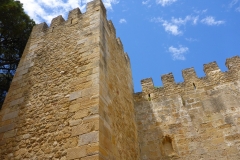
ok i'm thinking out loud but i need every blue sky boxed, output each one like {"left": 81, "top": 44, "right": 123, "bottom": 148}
{"left": 19, "top": 0, "right": 240, "bottom": 92}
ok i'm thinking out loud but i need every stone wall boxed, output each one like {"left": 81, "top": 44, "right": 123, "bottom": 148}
{"left": 0, "top": 1, "right": 102, "bottom": 159}
{"left": 0, "top": 0, "right": 240, "bottom": 159}
{"left": 134, "top": 56, "right": 240, "bottom": 160}
{"left": 98, "top": 15, "right": 140, "bottom": 159}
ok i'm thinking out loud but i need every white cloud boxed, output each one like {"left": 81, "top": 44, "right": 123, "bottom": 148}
{"left": 156, "top": 0, "right": 177, "bottom": 6}
{"left": 201, "top": 16, "right": 225, "bottom": 26}
{"left": 151, "top": 15, "right": 199, "bottom": 35}
{"left": 119, "top": 18, "right": 127, "bottom": 24}
{"left": 151, "top": 18, "right": 181, "bottom": 35}
{"left": 18, "top": 0, "right": 119, "bottom": 24}
{"left": 162, "top": 22, "right": 182, "bottom": 35}
{"left": 169, "top": 45, "right": 189, "bottom": 60}
{"left": 192, "top": 16, "right": 199, "bottom": 25}
{"left": 142, "top": 0, "right": 150, "bottom": 5}
{"left": 171, "top": 16, "right": 199, "bottom": 25}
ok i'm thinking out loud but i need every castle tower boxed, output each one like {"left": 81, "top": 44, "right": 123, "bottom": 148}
{"left": 0, "top": 0, "right": 140, "bottom": 159}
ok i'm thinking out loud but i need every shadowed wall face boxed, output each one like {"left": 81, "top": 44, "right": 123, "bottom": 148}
{"left": 134, "top": 56, "right": 240, "bottom": 160}
{"left": 98, "top": 17, "right": 140, "bottom": 159}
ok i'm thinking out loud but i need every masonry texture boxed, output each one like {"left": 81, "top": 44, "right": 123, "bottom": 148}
{"left": 0, "top": 0, "right": 240, "bottom": 160}
{"left": 135, "top": 57, "right": 240, "bottom": 159}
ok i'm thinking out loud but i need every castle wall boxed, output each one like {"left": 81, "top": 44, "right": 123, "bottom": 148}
{"left": 134, "top": 56, "right": 240, "bottom": 160}
{"left": 0, "top": 1, "right": 102, "bottom": 159}
{"left": 0, "top": 0, "right": 239, "bottom": 159}
{"left": 98, "top": 17, "right": 140, "bottom": 159}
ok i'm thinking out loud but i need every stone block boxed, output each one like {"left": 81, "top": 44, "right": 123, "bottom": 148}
{"left": 71, "top": 123, "right": 93, "bottom": 137}
{"left": 67, "top": 146, "right": 87, "bottom": 160}
{"left": 69, "top": 119, "right": 83, "bottom": 126}
{"left": 83, "top": 114, "right": 99, "bottom": 123}
{"left": 22, "top": 133, "right": 31, "bottom": 139}
{"left": 0, "top": 123, "right": 15, "bottom": 133}
{"left": 9, "top": 97, "right": 24, "bottom": 107}
{"left": 3, "top": 129, "right": 17, "bottom": 138}
{"left": 2, "top": 110, "right": 19, "bottom": 121}
{"left": 69, "top": 103, "right": 81, "bottom": 112}
{"left": 73, "top": 109, "right": 89, "bottom": 119}
{"left": 87, "top": 143, "right": 99, "bottom": 155}
{"left": 69, "top": 91, "right": 82, "bottom": 101}
{"left": 78, "top": 131, "right": 99, "bottom": 146}
{"left": 15, "top": 148, "right": 27, "bottom": 156}
{"left": 81, "top": 154, "right": 99, "bottom": 160}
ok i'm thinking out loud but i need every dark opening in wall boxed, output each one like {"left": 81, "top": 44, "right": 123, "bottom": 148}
{"left": 162, "top": 135, "right": 174, "bottom": 156}
{"left": 193, "top": 83, "right": 196, "bottom": 89}
{"left": 148, "top": 93, "right": 151, "bottom": 101}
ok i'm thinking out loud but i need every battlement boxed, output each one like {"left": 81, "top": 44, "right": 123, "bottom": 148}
{"left": 137, "top": 56, "right": 240, "bottom": 99}
{"left": 31, "top": 0, "right": 106, "bottom": 35}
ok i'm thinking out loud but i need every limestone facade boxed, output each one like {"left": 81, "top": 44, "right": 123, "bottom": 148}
{"left": 0, "top": 0, "right": 240, "bottom": 159}
{"left": 135, "top": 57, "right": 240, "bottom": 159}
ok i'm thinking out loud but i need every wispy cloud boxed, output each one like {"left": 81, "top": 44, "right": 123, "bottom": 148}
{"left": 151, "top": 18, "right": 181, "bottom": 35}
{"left": 119, "top": 18, "right": 127, "bottom": 24}
{"left": 169, "top": 45, "right": 189, "bottom": 60}
{"left": 236, "top": 7, "right": 240, "bottom": 12}
{"left": 156, "top": 0, "right": 177, "bottom": 6}
{"left": 171, "top": 16, "right": 199, "bottom": 25}
{"left": 19, "top": 0, "right": 119, "bottom": 24}
{"left": 185, "top": 38, "right": 198, "bottom": 42}
{"left": 229, "top": 0, "right": 238, "bottom": 8}
{"left": 142, "top": 0, "right": 150, "bottom": 5}
{"left": 201, "top": 16, "right": 225, "bottom": 26}
{"left": 194, "top": 9, "right": 208, "bottom": 14}
{"left": 151, "top": 15, "right": 199, "bottom": 35}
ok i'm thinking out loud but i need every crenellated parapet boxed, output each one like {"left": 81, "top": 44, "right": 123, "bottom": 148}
{"left": 136, "top": 56, "right": 240, "bottom": 100}
{"left": 68, "top": 8, "right": 81, "bottom": 20}
{"left": 50, "top": 15, "right": 65, "bottom": 27}
{"left": 30, "top": 0, "right": 106, "bottom": 37}
{"left": 226, "top": 55, "right": 240, "bottom": 71}
{"left": 107, "top": 21, "right": 116, "bottom": 37}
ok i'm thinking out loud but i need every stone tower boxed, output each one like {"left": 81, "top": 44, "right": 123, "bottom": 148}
{"left": 0, "top": 0, "right": 140, "bottom": 159}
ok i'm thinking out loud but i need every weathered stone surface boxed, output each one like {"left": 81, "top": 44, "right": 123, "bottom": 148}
{"left": 69, "top": 103, "right": 81, "bottom": 112}
{"left": 81, "top": 154, "right": 99, "bottom": 160}
{"left": 135, "top": 65, "right": 240, "bottom": 159}
{"left": 0, "top": 123, "right": 15, "bottom": 133}
{"left": 2, "top": 110, "right": 19, "bottom": 121}
{"left": 0, "top": 0, "right": 239, "bottom": 159}
{"left": 69, "top": 119, "right": 83, "bottom": 126}
{"left": 9, "top": 97, "right": 24, "bottom": 107}
{"left": 69, "top": 91, "right": 82, "bottom": 101}
{"left": 79, "top": 131, "right": 99, "bottom": 146}
{"left": 71, "top": 123, "right": 94, "bottom": 137}
{"left": 3, "top": 129, "right": 17, "bottom": 138}
{"left": 67, "top": 146, "right": 87, "bottom": 159}
{"left": 73, "top": 109, "right": 89, "bottom": 119}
